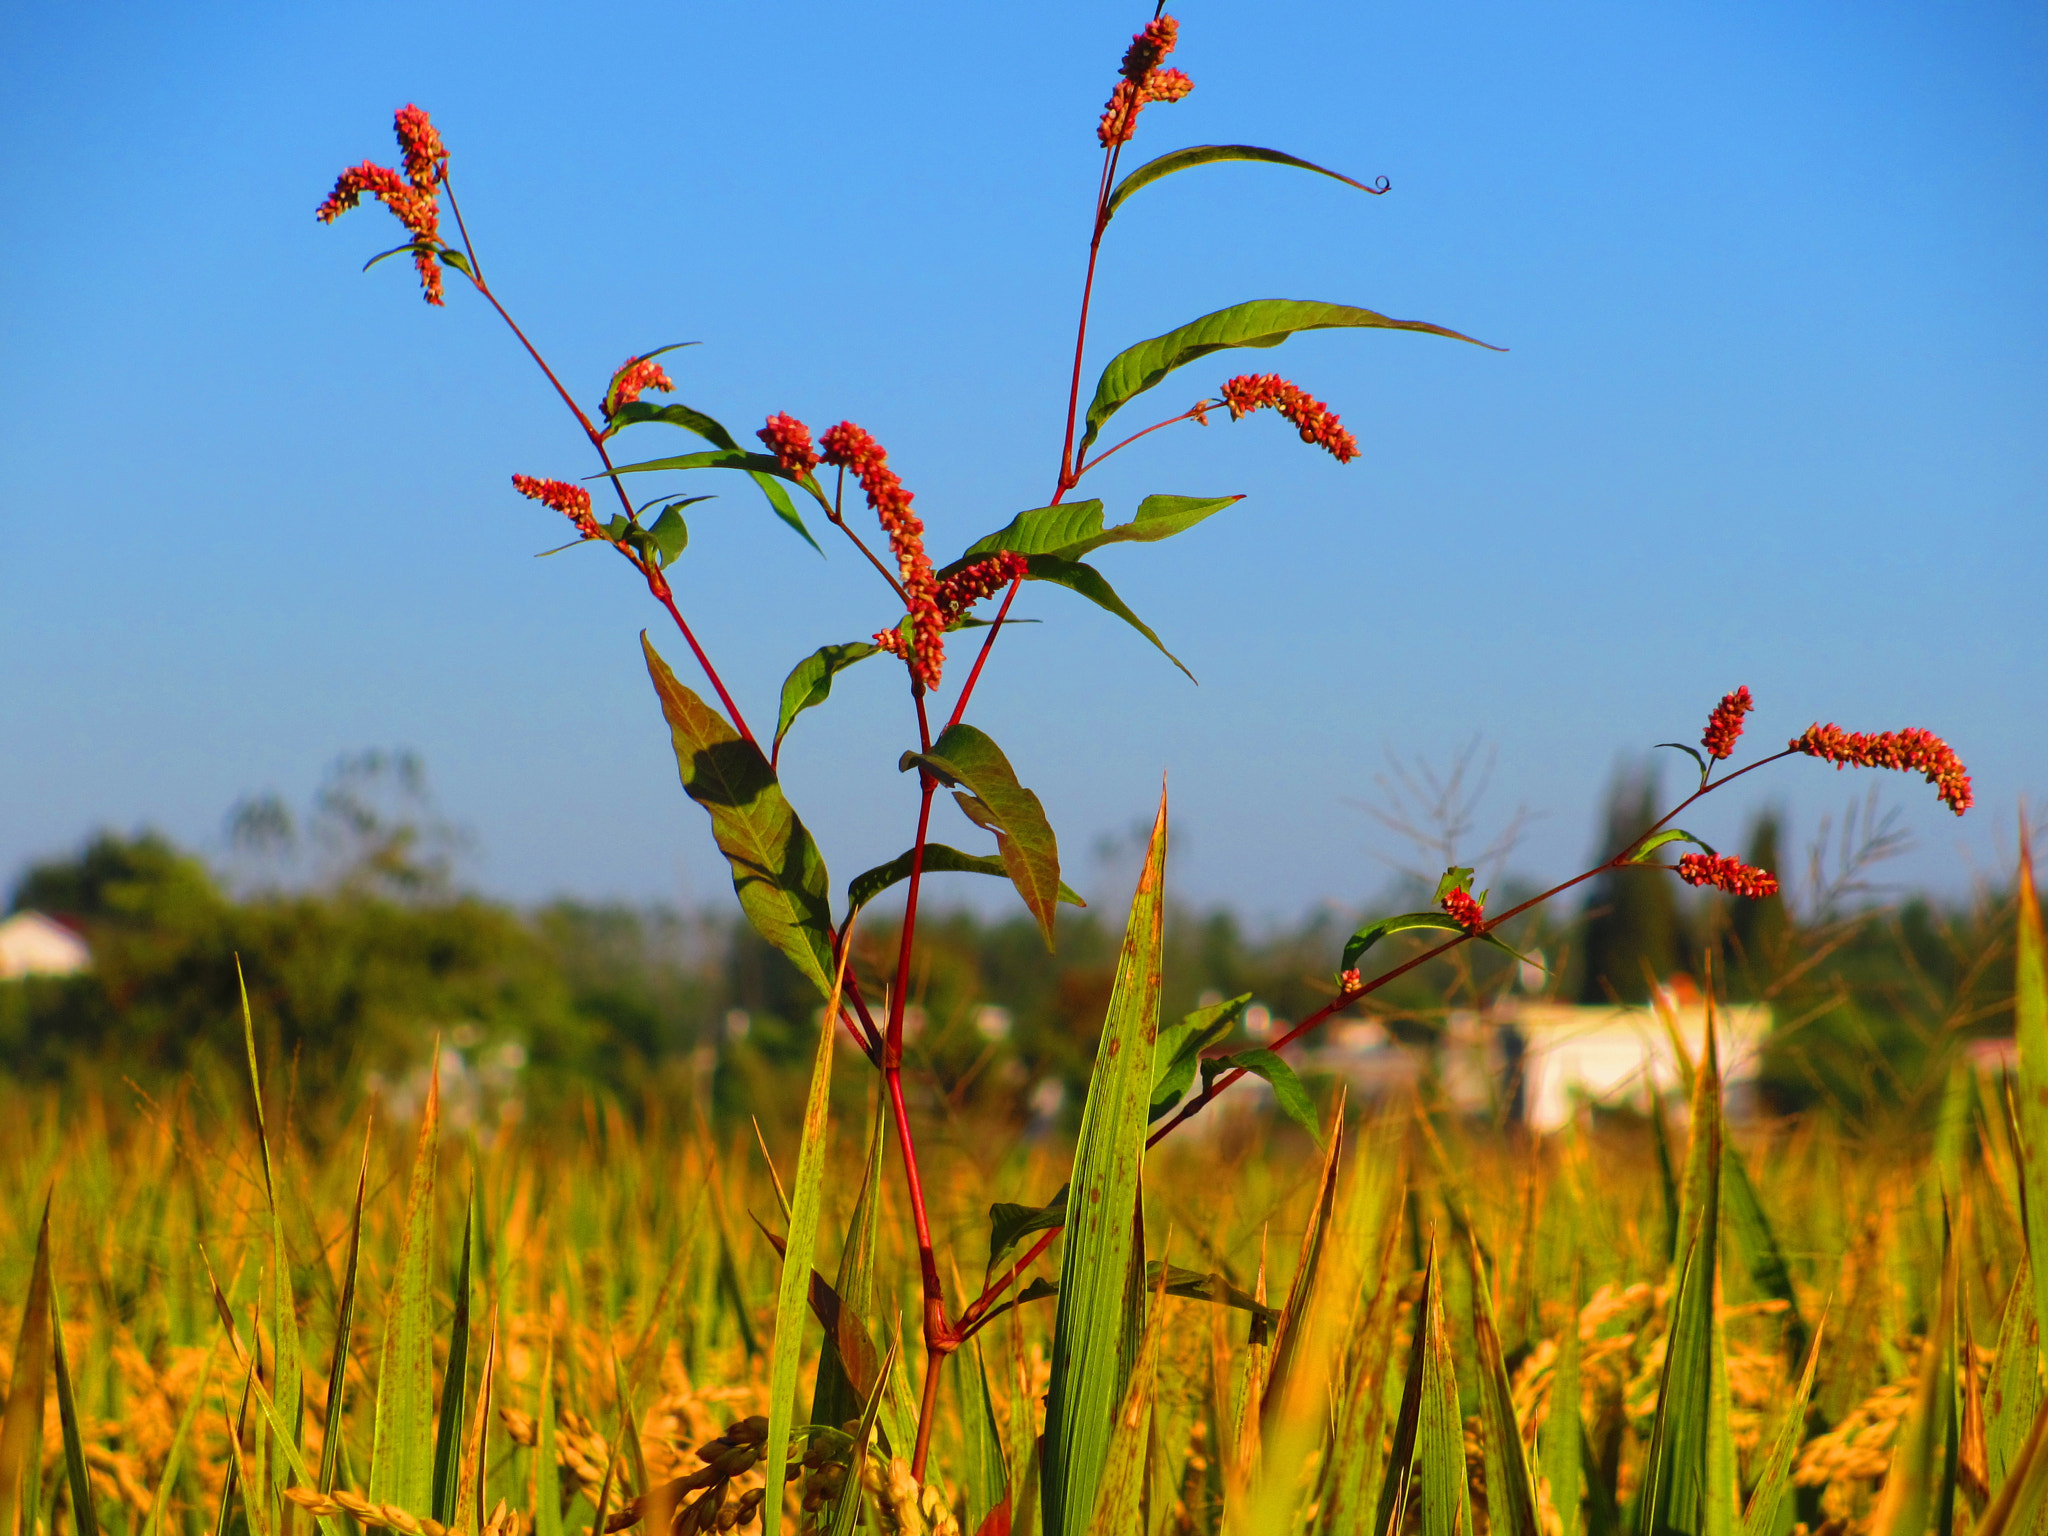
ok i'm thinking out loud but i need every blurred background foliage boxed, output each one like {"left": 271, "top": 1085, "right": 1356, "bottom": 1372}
{"left": 0, "top": 752, "right": 2015, "bottom": 1134}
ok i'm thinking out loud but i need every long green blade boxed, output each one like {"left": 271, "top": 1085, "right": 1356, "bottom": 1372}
{"left": 1741, "top": 1313, "right": 1824, "bottom": 1536}
{"left": 1543, "top": 1264, "right": 1585, "bottom": 1536}
{"left": 431, "top": 1181, "right": 476, "bottom": 1527}
{"left": 1042, "top": 790, "right": 1169, "bottom": 1536}
{"left": 1420, "top": 1240, "right": 1474, "bottom": 1536}
{"left": 370, "top": 1065, "right": 441, "bottom": 1517}
{"left": 318, "top": 1128, "right": 372, "bottom": 1495}
{"left": 2019, "top": 833, "right": 2048, "bottom": 1349}
{"left": 49, "top": 1280, "right": 100, "bottom": 1536}
{"left": 0, "top": 1200, "right": 52, "bottom": 1536}
{"left": 1468, "top": 1235, "right": 1542, "bottom": 1536}
{"left": 761, "top": 938, "right": 849, "bottom": 1536}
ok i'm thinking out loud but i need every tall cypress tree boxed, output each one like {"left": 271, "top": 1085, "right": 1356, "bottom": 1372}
{"left": 1577, "top": 760, "right": 1683, "bottom": 1003}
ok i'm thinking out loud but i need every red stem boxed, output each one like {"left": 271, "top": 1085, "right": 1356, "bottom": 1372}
{"left": 1071, "top": 405, "right": 1210, "bottom": 484}
{"left": 943, "top": 575, "right": 1025, "bottom": 735}
{"left": 951, "top": 746, "right": 1800, "bottom": 1339}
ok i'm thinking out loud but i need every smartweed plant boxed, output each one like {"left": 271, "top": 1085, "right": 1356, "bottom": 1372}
{"left": 282, "top": 10, "right": 1989, "bottom": 1533}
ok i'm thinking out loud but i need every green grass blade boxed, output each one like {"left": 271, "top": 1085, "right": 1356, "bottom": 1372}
{"left": 1260, "top": 1099, "right": 1345, "bottom": 1428}
{"left": 146, "top": 1336, "right": 223, "bottom": 1536}
{"left": 1467, "top": 1234, "right": 1542, "bottom": 1536}
{"left": 2019, "top": 831, "right": 2048, "bottom": 1351}
{"left": 1870, "top": 1240, "right": 1958, "bottom": 1536}
{"left": 826, "top": 1336, "right": 901, "bottom": 1536}
{"left": 370, "top": 1063, "right": 442, "bottom": 1517}
{"left": 761, "top": 934, "right": 850, "bottom": 1536}
{"left": 1972, "top": 1392, "right": 2048, "bottom": 1536}
{"left": 1720, "top": 1142, "right": 1808, "bottom": 1369}
{"left": 963, "top": 1340, "right": 1009, "bottom": 1536}
{"left": 1542, "top": 1263, "right": 1584, "bottom": 1536}
{"left": 0, "top": 1199, "right": 52, "bottom": 1536}
{"left": 811, "top": 1083, "right": 888, "bottom": 1439}
{"left": 1317, "top": 1202, "right": 1407, "bottom": 1535}
{"left": 533, "top": 1330, "right": 561, "bottom": 1536}
{"left": 1042, "top": 790, "right": 1169, "bottom": 1536}
{"left": 49, "top": 1279, "right": 101, "bottom": 1536}
{"left": 1084, "top": 1269, "right": 1164, "bottom": 1536}
{"left": 1638, "top": 1230, "right": 1714, "bottom": 1536}
{"left": 1989, "top": 1261, "right": 2040, "bottom": 1496}
{"left": 432, "top": 1181, "right": 476, "bottom": 1527}
{"left": 1371, "top": 1244, "right": 1433, "bottom": 1536}
{"left": 238, "top": 961, "right": 302, "bottom": 1502}
{"left": 318, "top": 1128, "right": 372, "bottom": 1496}
{"left": 1420, "top": 1238, "right": 1474, "bottom": 1536}
{"left": 453, "top": 1327, "right": 494, "bottom": 1536}
{"left": 1741, "top": 1314, "right": 1825, "bottom": 1536}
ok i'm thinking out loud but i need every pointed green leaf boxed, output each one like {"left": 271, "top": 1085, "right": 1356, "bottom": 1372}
{"left": 602, "top": 448, "right": 820, "bottom": 550}
{"left": 954, "top": 494, "right": 1242, "bottom": 572}
{"left": 237, "top": 963, "right": 302, "bottom": 1506}
{"left": 603, "top": 400, "right": 740, "bottom": 449}
{"left": 988, "top": 1188, "right": 1070, "bottom": 1278}
{"left": 847, "top": 843, "right": 1085, "bottom": 917}
{"left": 1740, "top": 1315, "right": 1823, "bottom": 1536}
{"left": 146, "top": 1338, "right": 223, "bottom": 1536}
{"left": 1625, "top": 830, "right": 1717, "bottom": 864}
{"left": 1318, "top": 1199, "right": 1408, "bottom": 1536}
{"left": 1078, "top": 298, "right": 1497, "bottom": 458}
{"left": 49, "top": 1281, "right": 99, "bottom": 1536}
{"left": 1869, "top": 1243, "right": 1957, "bottom": 1536}
{"left": 1371, "top": 1245, "right": 1433, "bottom": 1536}
{"left": 1466, "top": 1236, "right": 1542, "bottom": 1536}
{"left": 370, "top": 1067, "right": 440, "bottom": 1518}
{"left": 774, "top": 642, "right": 879, "bottom": 755}
{"left": 1342, "top": 908, "right": 1532, "bottom": 971}
{"left": 1202, "top": 1049, "right": 1320, "bottom": 1141}
{"left": 1083, "top": 1268, "right": 1163, "bottom": 1536}
{"left": 431, "top": 1184, "right": 476, "bottom": 1527}
{"left": 646, "top": 503, "right": 692, "bottom": 567}
{"left": 1420, "top": 1242, "right": 1475, "bottom": 1536}
{"left": 1043, "top": 793, "right": 1169, "bottom": 1536}
{"left": 1150, "top": 994, "right": 1250, "bottom": 1121}
{"left": 963, "top": 1342, "right": 1010, "bottom": 1536}
{"left": 1721, "top": 1140, "right": 1808, "bottom": 1368}
{"left": 644, "top": 635, "right": 836, "bottom": 998}
{"left": 318, "top": 1129, "right": 371, "bottom": 1495}
{"left": 1103, "top": 144, "right": 1388, "bottom": 221}
{"left": 1019, "top": 554, "right": 1194, "bottom": 681}
{"left": 2019, "top": 835, "right": 2048, "bottom": 1350}
{"left": 761, "top": 951, "right": 847, "bottom": 1536}
{"left": 900, "top": 724, "right": 1065, "bottom": 950}
{"left": 1990, "top": 1260, "right": 2040, "bottom": 1496}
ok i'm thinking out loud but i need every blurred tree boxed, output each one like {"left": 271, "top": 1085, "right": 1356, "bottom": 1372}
{"left": 1575, "top": 761, "right": 1684, "bottom": 1002}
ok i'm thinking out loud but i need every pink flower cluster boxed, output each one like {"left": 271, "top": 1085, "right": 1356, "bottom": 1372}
{"left": 1218, "top": 374, "right": 1360, "bottom": 463}
{"left": 604, "top": 356, "right": 675, "bottom": 418}
{"left": 316, "top": 105, "right": 448, "bottom": 304}
{"left": 1440, "top": 886, "right": 1486, "bottom": 933}
{"left": 819, "top": 422, "right": 945, "bottom": 690}
{"left": 757, "top": 413, "right": 821, "bottom": 479}
{"left": 1676, "top": 853, "right": 1780, "bottom": 899}
{"left": 934, "top": 552, "right": 1030, "bottom": 624}
{"left": 1790, "top": 723, "right": 1973, "bottom": 815}
{"left": 511, "top": 474, "right": 600, "bottom": 540}
{"left": 1701, "top": 686, "right": 1752, "bottom": 760}
{"left": 1098, "top": 16, "right": 1194, "bottom": 147}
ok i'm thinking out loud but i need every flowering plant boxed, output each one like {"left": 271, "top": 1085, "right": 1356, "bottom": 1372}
{"left": 319, "top": 13, "right": 1972, "bottom": 1533}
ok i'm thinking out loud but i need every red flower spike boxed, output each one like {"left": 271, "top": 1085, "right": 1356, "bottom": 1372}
{"left": 1339, "top": 968, "right": 1363, "bottom": 993}
{"left": 511, "top": 474, "right": 600, "bottom": 540}
{"left": 1676, "top": 853, "right": 1780, "bottom": 899}
{"left": 933, "top": 552, "right": 1030, "bottom": 624}
{"left": 1701, "top": 686, "right": 1753, "bottom": 761}
{"left": 819, "top": 421, "right": 945, "bottom": 690}
{"left": 316, "top": 121, "right": 446, "bottom": 306}
{"left": 1789, "top": 723, "right": 1973, "bottom": 815}
{"left": 1097, "top": 14, "right": 1193, "bottom": 146}
{"left": 393, "top": 104, "right": 445, "bottom": 192}
{"left": 1440, "top": 886, "right": 1486, "bottom": 933}
{"left": 1218, "top": 374, "right": 1360, "bottom": 463}
{"left": 757, "top": 413, "right": 821, "bottom": 479}
{"left": 605, "top": 357, "right": 676, "bottom": 418}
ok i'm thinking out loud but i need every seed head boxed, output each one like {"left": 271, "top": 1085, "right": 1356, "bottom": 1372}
{"left": 1676, "top": 853, "right": 1780, "bottom": 899}
{"left": 512, "top": 473, "right": 600, "bottom": 539}
{"left": 820, "top": 421, "right": 944, "bottom": 689}
{"left": 1790, "top": 722, "right": 1973, "bottom": 815}
{"left": 1098, "top": 15, "right": 1193, "bottom": 146}
{"left": 393, "top": 104, "right": 445, "bottom": 191}
{"left": 603, "top": 356, "right": 675, "bottom": 418}
{"left": 1440, "top": 886, "right": 1486, "bottom": 933}
{"left": 1700, "top": 686, "right": 1753, "bottom": 760}
{"left": 1218, "top": 374, "right": 1359, "bottom": 463}
{"left": 934, "top": 552, "right": 1030, "bottom": 623}
{"left": 757, "top": 412, "right": 821, "bottom": 479}
{"left": 316, "top": 111, "right": 447, "bottom": 306}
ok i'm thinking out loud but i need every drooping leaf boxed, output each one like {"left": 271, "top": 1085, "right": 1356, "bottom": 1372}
{"left": 1019, "top": 554, "right": 1194, "bottom": 681}
{"left": 1150, "top": 994, "right": 1250, "bottom": 1122}
{"left": 773, "top": 642, "right": 879, "bottom": 756}
{"left": 988, "top": 1187, "right": 1069, "bottom": 1279}
{"left": 1103, "top": 144, "right": 1388, "bottom": 221}
{"left": 646, "top": 503, "right": 692, "bottom": 567}
{"left": 1078, "top": 298, "right": 1497, "bottom": 458}
{"left": 761, "top": 944, "right": 849, "bottom": 1536}
{"left": 370, "top": 1063, "right": 441, "bottom": 1518}
{"left": 1625, "top": 830, "right": 1717, "bottom": 864}
{"left": 644, "top": 635, "right": 836, "bottom": 998}
{"left": 1043, "top": 792, "right": 1169, "bottom": 1536}
{"left": 1341, "top": 909, "right": 1531, "bottom": 971}
{"left": 1202, "top": 1049, "right": 1320, "bottom": 1141}
{"left": 954, "top": 494, "right": 1242, "bottom": 571}
{"left": 847, "top": 843, "right": 1085, "bottom": 918}
{"left": 900, "top": 724, "right": 1065, "bottom": 950}
{"left": 602, "top": 399, "right": 740, "bottom": 449}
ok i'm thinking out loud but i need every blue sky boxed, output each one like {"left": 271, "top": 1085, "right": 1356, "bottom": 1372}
{"left": 2, "top": 0, "right": 2042, "bottom": 922}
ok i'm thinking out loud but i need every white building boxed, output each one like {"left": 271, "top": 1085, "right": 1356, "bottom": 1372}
{"left": 0, "top": 912, "right": 91, "bottom": 980}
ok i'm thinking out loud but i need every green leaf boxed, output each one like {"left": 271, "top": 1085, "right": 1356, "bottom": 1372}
{"left": 747, "top": 470, "right": 823, "bottom": 553}
{"left": 50, "top": 1280, "right": 99, "bottom": 1536}
{"left": 1202, "top": 1049, "right": 1319, "bottom": 1141}
{"left": 602, "top": 448, "right": 820, "bottom": 551}
{"left": 1653, "top": 743, "right": 1711, "bottom": 783}
{"left": 1990, "top": 1260, "right": 2040, "bottom": 1497}
{"left": 2019, "top": 834, "right": 2048, "bottom": 1352}
{"left": 761, "top": 951, "right": 846, "bottom": 1536}
{"left": 1721, "top": 1140, "right": 1808, "bottom": 1368}
{"left": 1626, "top": 829, "right": 1717, "bottom": 864}
{"left": 773, "top": 642, "right": 879, "bottom": 756}
{"left": 900, "top": 724, "right": 1065, "bottom": 950}
{"left": 1420, "top": 1241, "right": 1475, "bottom": 1536}
{"left": 1083, "top": 1267, "right": 1163, "bottom": 1536}
{"left": 1341, "top": 911, "right": 1466, "bottom": 970}
{"left": 370, "top": 1064, "right": 440, "bottom": 1519}
{"left": 1868, "top": 1242, "right": 1957, "bottom": 1536}
{"left": 644, "top": 635, "right": 837, "bottom": 998}
{"left": 988, "top": 1187, "right": 1070, "bottom": 1277}
{"left": 431, "top": 1183, "right": 476, "bottom": 1526}
{"left": 847, "top": 843, "right": 1085, "bottom": 917}
{"left": 1104, "top": 143, "right": 1388, "bottom": 220}
{"left": 953, "top": 494, "right": 1242, "bottom": 571}
{"left": 1542, "top": 1265, "right": 1585, "bottom": 1536}
{"left": 602, "top": 399, "right": 739, "bottom": 449}
{"left": 963, "top": 1342, "right": 1010, "bottom": 1536}
{"left": 1372, "top": 1244, "right": 1433, "bottom": 1536}
{"left": 1465, "top": 1236, "right": 1542, "bottom": 1536}
{"left": 1021, "top": 554, "right": 1194, "bottom": 681}
{"left": 1740, "top": 1316, "right": 1824, "bottom": 1536}
{"left": 1078, "top": 298, "right": 1497, "bottom": 458}
{"left": 1042, "top": 792, "right": 1169, "bottom": 1536}
{"left": 1150, "top": 994, "right": 1250, "bottom": 1121}
{"left": 0, "top": 1200, "right": 52, "bottom": 1536}
{"left": 146, "top": 1338, "right": 224, "bottom": 1536}
{"left": 237, "top": 962, "right": 302, "bottom": 1522}
{"left": 825, "top": 1337, "right": 900, "bottom": 1536}
{"left": 1317, "top": 1192, "right": 1409, "bottom": 1536}
{"left": 318, "top": 1131, "right": 371, "bottom": 1495}
{"left": 646, "top": 503, "right": 696, "bottom": 567}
